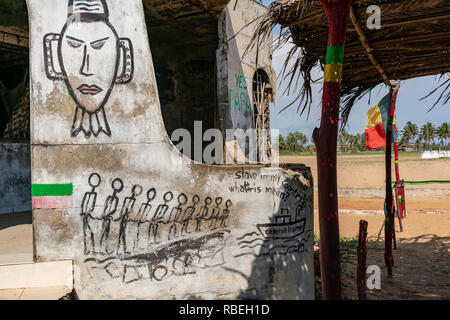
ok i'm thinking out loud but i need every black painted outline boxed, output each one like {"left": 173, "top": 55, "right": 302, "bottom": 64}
{"left": 42, "top": 0, "right": 134, "bottom": 138}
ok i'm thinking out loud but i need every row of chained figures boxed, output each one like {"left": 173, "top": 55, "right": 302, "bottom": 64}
{"left": 80, "top": 173, "right": 232, "bottom": 257}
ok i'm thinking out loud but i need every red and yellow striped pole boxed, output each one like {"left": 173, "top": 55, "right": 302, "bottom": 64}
{"left": 313, "top": 0, "right": 352, "bottom": 300}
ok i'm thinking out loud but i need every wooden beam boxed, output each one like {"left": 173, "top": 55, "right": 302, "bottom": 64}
{"left": 349, "top": 6, "right": 392, "bottom": 87}
{"left": 0, "top": 30, "right": 28, "bottom": 48}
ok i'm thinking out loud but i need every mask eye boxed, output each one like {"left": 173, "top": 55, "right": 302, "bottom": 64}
{"left": 67, "top": 40, "right": 82, "bottom": 48}
{"left": 91, "top": 40, "right": 106, "bottom": 50}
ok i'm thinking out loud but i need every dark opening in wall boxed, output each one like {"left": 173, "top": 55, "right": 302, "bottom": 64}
{"left": 0, "top": 0, "right": 32, "bottom": 216}
{"left": 0, "top": 0, "right": 30, "bottom": 140}
{"left": 253, "top": 69, "right": 273, "bottom": 161}
{"left": 144, "top": 8, "right": 219, "bottom": 163}
{"left": 0, "top": 62, "right": 29, "bottom": 139}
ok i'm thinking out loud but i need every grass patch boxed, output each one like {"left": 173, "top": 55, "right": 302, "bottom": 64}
{"left": 314, "top": 234, "right": 359, "bottom": 257}
{"left": 340, "top": 236, "right": 359, "bottom": 249}
{"left": 280, "top": 151, "right": 316, "bottom": 156}
{"left": 280, "top": 151, "right": 422, "bottom": 157}
{"left": 314, "top": 234, "right": 358, "bottom": 248}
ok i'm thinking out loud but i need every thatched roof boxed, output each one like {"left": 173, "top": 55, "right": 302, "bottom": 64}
{"left": 249, "top": 0, "right": 450, "bottom": 122}
{"left": 144, "top": 0, "right": 231, "bottom": 21}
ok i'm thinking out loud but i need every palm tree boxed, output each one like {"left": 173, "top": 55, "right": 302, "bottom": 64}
{"left": 275, "top": 134, "right": 286, "bottom": 151}
{"left": 285, "top": 131, "right": 308, "bottom": 153}
{"left": 421, "top": 122, "right": 435, "bottom": 151}
{"left": 338, "top": 128, "right": 349, "bottom": 152}
{"left": 307, "top": 144, "right": 316, "bottom": 154}
{"left": 437, "top": 123, "right": 449, "bottom": 150}
{"left": 416, "top": 135, "right": 423, "bottom": 151}
{"left": 402, "top": 121, "right": 419, "bottom": 150}
{"left": 357, "top": 133, "right": 366, "bottom": 152}
{"left": 350, "top": 134, "right": 359, "bottom": 152}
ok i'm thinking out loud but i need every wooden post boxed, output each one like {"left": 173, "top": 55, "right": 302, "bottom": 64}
{"left": 313, "top": 0, "right": 352, "bottom": 300}
{"left": 384, "top": 87, "right": 399, "bottom": 277}
{"left": 357, "top": 220, "right": 368, "bottom": 300}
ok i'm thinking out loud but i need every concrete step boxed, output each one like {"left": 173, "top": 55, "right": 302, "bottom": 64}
{"left": 0, "top": 253, "right": 33, "bottom": 266}
{"left": 0, "top": 286, "right": 72, "bottom": 300}
{"left": 0, "top": 260, "right": 73, "bottom": 291}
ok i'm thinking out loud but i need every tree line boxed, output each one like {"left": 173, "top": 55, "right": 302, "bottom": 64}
{"left": 400, "top": 121, "right": 449, "bottom": 151}
{"left": 275, "top": 122, "right": 449, "bottom": 153}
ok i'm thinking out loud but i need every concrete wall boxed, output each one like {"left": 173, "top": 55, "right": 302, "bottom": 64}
{"left": 421, "top": 150, "right": 450, "bottom": 159}
{"left": 28, "top": 0, "right": 313, "bottom": 299}
{"left": 217, "top": 0, "right": 276, "bottom": 134}
{"left": 0, "top": 142, "right": 31, "bottom": 214}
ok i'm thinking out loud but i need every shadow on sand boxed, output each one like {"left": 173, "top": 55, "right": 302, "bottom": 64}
{"left": 341, "top": 234, "right": 450, "bottom": 300}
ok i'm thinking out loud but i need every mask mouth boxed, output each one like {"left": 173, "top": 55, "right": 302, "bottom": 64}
{"left": 77, "top": 84, "right": 103, "bottom": 95}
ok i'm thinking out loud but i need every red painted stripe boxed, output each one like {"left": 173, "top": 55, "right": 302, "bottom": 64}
{"left": 321, "top": 0, "right": 352, "bottom": 46}
{"left": 32, "top": 196, "right": 73, "bottom": 209}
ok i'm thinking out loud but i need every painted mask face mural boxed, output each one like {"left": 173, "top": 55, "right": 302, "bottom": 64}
{"left": 44, "top": 0, "right": 134, "bottom": 138}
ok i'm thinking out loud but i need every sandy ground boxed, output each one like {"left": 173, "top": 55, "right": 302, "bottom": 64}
{"left": 0, "top": 212, "right": 33, "bottom": 265}
{"left": 281, "top": 153, "right": 450, "bottom": 186}
{"left": 282, "top": 153, "right": 450, "bottom": 299}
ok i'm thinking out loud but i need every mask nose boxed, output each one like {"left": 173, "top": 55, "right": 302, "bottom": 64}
{"left": 80, "top": 45, "right": 93, "bottom": 77}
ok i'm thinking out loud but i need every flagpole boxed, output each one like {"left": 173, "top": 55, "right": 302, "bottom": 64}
{"left": 314, "top": 0, "right": 352, "bottom": 300}
{"left": 385, "top": 83, "right": 400, "bottom": 277}
{"left": 394, "top": 121, "right": 406, "bottom": 225}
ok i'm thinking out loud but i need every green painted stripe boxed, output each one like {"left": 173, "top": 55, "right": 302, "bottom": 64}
{"left": 325, "top": 46, "right": 344, "bottom": 64}
{"left": 32, "top": 184, "right": 73, "bottom": 197}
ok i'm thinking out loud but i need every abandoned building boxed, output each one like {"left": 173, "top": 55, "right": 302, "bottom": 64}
{"left": 0, "top": 0, "right": 314, "bottom": 299}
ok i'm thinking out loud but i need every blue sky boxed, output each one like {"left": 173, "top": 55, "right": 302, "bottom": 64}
{"left": 258, "top": 0, "right": 449, "bottom": 139}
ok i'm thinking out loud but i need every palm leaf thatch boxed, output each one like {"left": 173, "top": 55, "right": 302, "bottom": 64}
{"left": 247, "top": 0, "right": 450, "bottom": 125}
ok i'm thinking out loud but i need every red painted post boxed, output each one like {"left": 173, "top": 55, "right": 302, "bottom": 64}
{"left": 394, "top": 142, "right": 403, "bottom": 218}
{"left": 313, "top": 0, "right": 352, "bottom": 300}
{"left": 357, "top": 220, "right": 368, "bottom": 300}
{"left": 384, "top": 87, "right": 399, "bottom": 277}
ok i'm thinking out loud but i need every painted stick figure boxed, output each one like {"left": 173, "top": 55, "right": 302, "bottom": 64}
{"left": 100, "top": 178, "right": 123, "bottom": 255}
{"left": 219, "top": 200, "right": 232, "bottom": 228}
{"left": 149, "top": 191, "right": 173, "bottom": 244}
{"left": 209, "top": 197, "right": 223, "bottom": 230}
{"left": 136, "top": 188, "right": 156, "bottom": 250}
{"left": 81, "top": 173, "right": 101, "bottom": 255}
{"left": 180, "top": 195, "right": 200, "bottom": 235}
{"left": 194, "top": 197, "right": 212, "bottom": 232}
{"left": 168, "top": 193, "right": 187, "bottom": 241}
{"left": 137, "top": 188, "right": 157, "bottom": 222}
{"left": 43, "top": 0, "right": 134, "bottom": 138}
{"left": 117, "top": 184, "right": 142, "bottom": 255}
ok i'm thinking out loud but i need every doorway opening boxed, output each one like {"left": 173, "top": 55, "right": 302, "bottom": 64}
{"left": 252, "top": 69, "right": 273, "bottom": 161}
{"left": 144, "top": 4, "right": 220, "bottom": 163}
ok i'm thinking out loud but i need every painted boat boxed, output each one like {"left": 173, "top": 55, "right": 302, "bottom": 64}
{"left": 256, "top": 217, "right": 306, "bottom": 240}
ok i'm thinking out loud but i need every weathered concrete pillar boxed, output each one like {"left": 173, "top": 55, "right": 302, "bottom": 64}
{"left": 27, "top": 0, "right": 314, "bottom": 299}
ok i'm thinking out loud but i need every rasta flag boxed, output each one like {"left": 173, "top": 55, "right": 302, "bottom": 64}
{"left": 365, "top": 92, "right": 398, "bottom": 150}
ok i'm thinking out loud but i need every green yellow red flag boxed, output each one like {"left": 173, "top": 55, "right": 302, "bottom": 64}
{"left": 365, "top": 93, "right": 397, "bottom": 149}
